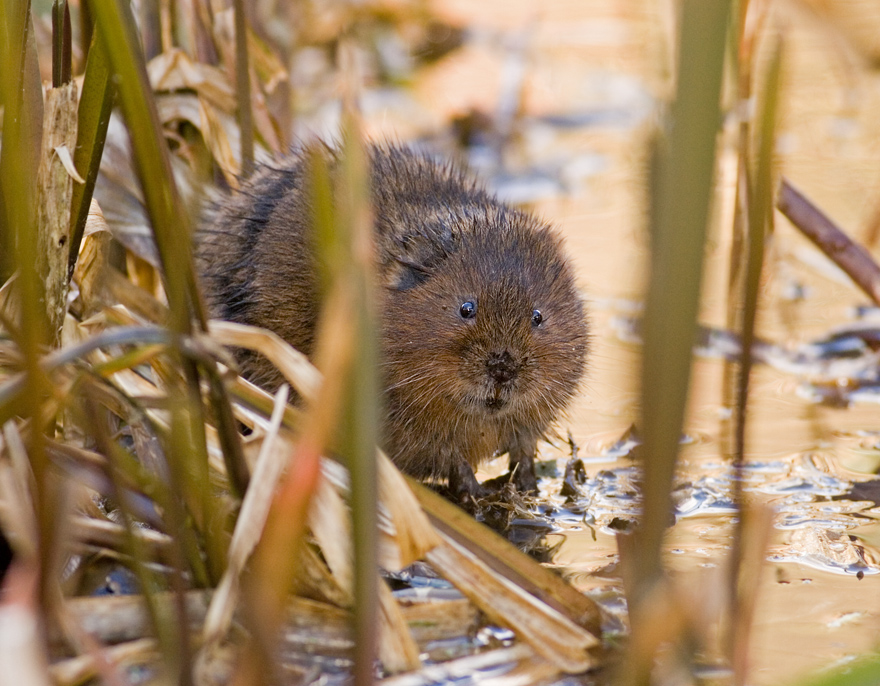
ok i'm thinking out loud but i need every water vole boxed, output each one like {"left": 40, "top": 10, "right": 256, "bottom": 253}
{"left": 198, "top": 145, "right": 588, "bottom": 497}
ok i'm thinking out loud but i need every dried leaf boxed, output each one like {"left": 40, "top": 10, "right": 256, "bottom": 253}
{"left": 147, "top": 48, "right": 236, "bottom": 112}
{"left": 208, "top": 320, "right": 321, "bottom": 402}
{"left": 197, "top": 95, "right": 241, "bottom": 182}
{"left": 211, "top": 9, "right": 282, "bottom": 152}
{"left": 54, "top": 144, "right": 85, "bottom": 183}
{"left": 377, "top": 452, "right": 440, "bottom": 569}
{"left": 0, "top": 422, "right": 38, "bottom": 556}
{"left": 309, "top": 473, "right": 354, "bottom": 598}
{"left": 72, "top": 201, "right": 112, "bottom": 314}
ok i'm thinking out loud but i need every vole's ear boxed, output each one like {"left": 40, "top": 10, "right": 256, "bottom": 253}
{"left": 387, "top": 256, "right": 432, "bottom": 291}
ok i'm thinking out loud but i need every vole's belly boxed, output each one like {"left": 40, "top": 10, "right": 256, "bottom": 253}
{"left": 382, "top": 406, "right": 507, "bottom": 479}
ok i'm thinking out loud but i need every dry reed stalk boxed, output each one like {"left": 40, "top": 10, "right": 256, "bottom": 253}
{"left": 207, "top": 321, "right": 321, "bottom": 401}
{"left": 49, "top": 637, "right": 158, "bottom": 686}
{"left": 62, "top": 588, "right": 477, "bottom": 651}
{"left": 309, "top": 474, "right": 355, "bottom": 601}
{"left": 36, "top": 80, "right": 80, "bottom": 345}
{"left": 376, "top": 580, "right": 422, "bottom": 673}
{"left": 426, "top": 534, "right": 597, "bottom": 673}
{"left": 730, "top": 503, "right": 775, "bottom": 684}
{"left": 68, "top": 516, "right": 173, "bottom": 562}
{"left": 376, "top": 454, "right": 441, "bottom": 567}
{"left": 408, "top": 476, "right": 600, "bottom": 634}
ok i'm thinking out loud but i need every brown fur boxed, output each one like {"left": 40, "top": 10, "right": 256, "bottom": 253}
{"left": 198, "top": 145, "right": 588, "bottom": 494}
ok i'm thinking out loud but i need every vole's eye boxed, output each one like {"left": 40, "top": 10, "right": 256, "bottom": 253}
{"left": 459, "top": 300, "right": 477, "bottom": 319}
{"left": 531, "top": 309, "right": 543, "bottom": 327}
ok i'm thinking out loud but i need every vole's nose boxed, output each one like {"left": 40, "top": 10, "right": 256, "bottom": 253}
{"left": 486, "top": 350, "right": 519, "bottom": 384}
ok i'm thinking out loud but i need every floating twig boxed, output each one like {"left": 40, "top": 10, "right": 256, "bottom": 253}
{"left": 777, "top": 179, "right": 880, "bottom": 306}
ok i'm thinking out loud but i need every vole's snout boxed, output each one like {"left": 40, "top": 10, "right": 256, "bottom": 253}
{"left": 486, "top": 350, "right": 519, "bottom": 385}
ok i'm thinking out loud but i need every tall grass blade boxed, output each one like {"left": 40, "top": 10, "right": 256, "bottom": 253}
{"left": 722, "top": 0, "right": 757, "bottom": 450}
{"left": 77, "top": 0, "right": 92, "bottom": 67}
{"left": 81, "top": 395, "right": 193, "bottom": 679}
{"left": 637, "top": 0, "right": 731, "bottom": 584}
{"left": 336, "top": 115, "right": 379, "bottom": 686}
{"left": 233, "top": 0, "right": 254, "bottom": 177}
{"left": 92, "top": 0, "right": 249, "bottom": 503}
{"left": 622, "top": 0, "right": 731, "bottom": 682}
{"left": 0, "top": 0, "right": 43, "bottom": 293}
{"left": 230, "top": 139, "right": 370, "bottom": 682}
{"left": 68, "top": 30, "right": 115, "bottom": 279}
{"left": 89, "top": 0, "right": 250, "bottom": 589}
{"left": 0, "top": 0, "right": 55, "bottom": 611}
{"left": 728, "top": 38, "right": 782, "bottom": 685}
{"left": 732, "top": 33, "right": 781, "bottom": 468}
{"left": 1, "top": 0, "right": 45, "bottom": 356}
{"left": 51, "top": 0, "right": 72, "bottom": 86}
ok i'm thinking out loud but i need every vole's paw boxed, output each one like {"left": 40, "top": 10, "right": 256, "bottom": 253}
{"left": 511, "top": 467, "right": 538, "bottom": 495}
{"left": 448, "top": 459, "right": 492, "bottom": 503}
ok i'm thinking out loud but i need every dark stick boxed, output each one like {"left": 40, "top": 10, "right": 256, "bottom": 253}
{"left": 233, "top": 0, "right": 254, "bottom": 178}
{"left": 777, "top": 178, "right": 880, "bottom": 306}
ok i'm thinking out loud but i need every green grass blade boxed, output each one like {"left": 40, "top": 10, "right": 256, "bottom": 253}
{"left": 51, "top": 0, "right": 71, "bottom": 86}
{"left": 638, "top": 0, "right": 732, "bottom": 583}
{"left": 733, "top": 30, "right": 782, "bottom": 467}
{"left": 0, "top": 0, "right": 53, "bottom": 585}
{"left": 83, "top": 393, "right": 198, "bottom": 678}
{"left": 337, "top": 117, "right": 379, "bottom": 686}
{"left": 89, "top": 0, "right": 247, "bottom": 590}
{"left": 622, "top": 1, "right": 732, "bottom": 683}
{"left": 90, "top": 0, "right": 249, "bottom": 518}
{"left": 204, "top": 369, "right": 250, "bottom": 498}
{"left": 727, "top": 41, "right": 782, "bottom": 683}
{"left": 68, "top": 28, "right": 115, "bottom": 279}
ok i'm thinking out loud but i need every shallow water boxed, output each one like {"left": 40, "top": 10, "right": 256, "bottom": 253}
{"left": 357, "top": 1, "right": 880, "bottom": 683}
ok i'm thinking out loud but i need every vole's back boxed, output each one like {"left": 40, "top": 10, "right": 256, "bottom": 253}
{"left": 199, "top": 155, "right": 319, "bottom": 388}
{"left": 199, "top": 145, "right": 588, "bottom": 494}
{"left": 200, "top": 148, "right": 485, "bottom": 373}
